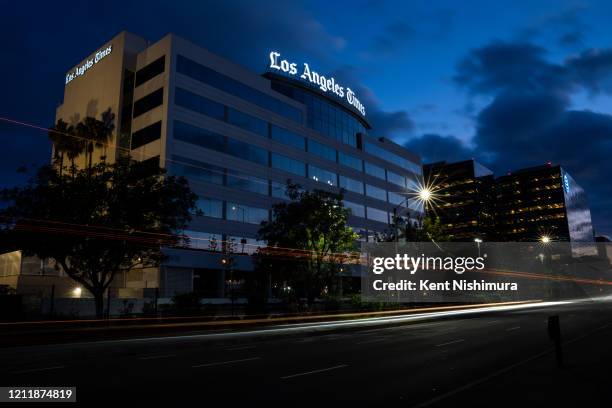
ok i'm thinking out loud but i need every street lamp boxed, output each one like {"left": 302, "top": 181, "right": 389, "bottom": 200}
{"left": 474, "top": 238, "right": 483, "bottom": 257}
{"left": 540, "top": 235, "right": 551, "bottom": 244}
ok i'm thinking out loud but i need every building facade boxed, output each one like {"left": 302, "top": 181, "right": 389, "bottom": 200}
{"left": 49, "top": 31, "right": 424, "bottom": 298}
{"left": 423, "top": 160, "right": 496, "bottom": 241}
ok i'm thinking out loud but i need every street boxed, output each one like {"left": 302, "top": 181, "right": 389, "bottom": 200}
{"left": 2, "top": 300, "right": 611, "bottom": 406}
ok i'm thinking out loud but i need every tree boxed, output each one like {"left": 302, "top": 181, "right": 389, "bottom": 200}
{"left": 376, "top": 213, "right": 450, "bottom": 243}
{"left": 48, "top": 119, "right": 83, "bottom": 176}
{"left": 75, "top": 109, "right": 115, "bottom": 171}
{"left": 256, "top": 183, "right": 358, "bottom": 305}
{"left": 0, "top": 158, "right": 198, "bottom": 318}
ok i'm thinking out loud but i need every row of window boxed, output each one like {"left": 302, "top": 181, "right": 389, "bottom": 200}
{"left": 364, "top": 142, "right": 422, "bottom": 175}
{"left": 193, "top": 197, "right": 269, "bottom": 225}
{"left": 174, "top": 89, "right": 419, "bottom": 189}
{"left": 172, "top": 121, "right": 419, "bottom": 208}
{"left": 176, "top": 55, "right": 302, "bottom": 122}
{"left": 183, "top": 230, "right": 266, "bottom": 254}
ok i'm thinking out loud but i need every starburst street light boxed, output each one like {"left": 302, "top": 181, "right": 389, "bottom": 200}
{"left": 540, "top": 235, "right": 551, "bottom": 244}
{"left": 418, "top": 187, "right": 432, "bottom": 202}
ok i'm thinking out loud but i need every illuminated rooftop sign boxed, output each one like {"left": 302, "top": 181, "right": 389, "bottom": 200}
{"left": 268, "top": 51, "right": 366, "bottom": 117}
{"left": 65, "top": 44, "right": 113, "bottom": 85}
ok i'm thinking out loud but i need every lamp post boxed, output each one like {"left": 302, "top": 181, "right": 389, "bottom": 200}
{"left": 474, "top": 238, "right": 483, "bottom": 257}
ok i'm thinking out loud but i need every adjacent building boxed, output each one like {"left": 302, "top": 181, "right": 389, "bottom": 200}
{"left": 1, "top": 31, "right": 424, "bottom": 300}
{"left": 423, "top": 160, "right": 496, "bottom": 241}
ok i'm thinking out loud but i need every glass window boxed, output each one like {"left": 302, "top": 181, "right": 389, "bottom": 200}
{"left": 175, "top": 87, "right": 225, "bottom": 121}
{"left": 365, "top": 162, "right": 386, "bottom": 179}
{"left": 226, "top": 170, "right": 268, "bottom": 196}
{"left": 173, "top": 120, "right": 225, "bottom": 152}
{"left": 131, "top": 121, "right": 161, "bottom": 150}
{"left": 367, "top": 207, "right": 388, "bottom": 223}
{"left": 170, "top": 155, "right": 224, "bottom": 185}
{"left": 344, "top": 200, "right": 365, "bottom": 218}
{"left": 308, "top": 165, "right": 337, "bottom": 186}
{"left": 271, "top": 180, "right": 287, "bottom": 199}
{"left": 338, "top": 152, "right": 362, "bottom": 171}
{"left": 271, "top": 153, "right": 305, "bottom": 176}
{"left": 176, "top": 55, "right": 302, "bottom": 122}
{"left": 195, "top": 197, "right": 223, "bottom": 218}
{"left": 228, "top": 109, "right": 268, "bottom": 137}
{"left": 227, "top": 139, "right": 268, "bottom": 165}
{"left": 271, "top": 125, "right": 305, "bottom": 150}
{"left": 388, "top": 191, "right": 407, "bottom": 206}
{"left": 228, "top": 236, "right": 267, "bottom": 255}
{"left": 308, "top": 139, "right": 336, "bottom": 162}
{"left": 133, "top": 88, "right": 163, "bottom": 118}
{"left": 135, "top": 56, "right": 165, "bottom": 87}
{"left": 387, "top": 170, "right": 406, "bottom": 187}
{"left": 364, "top": 142, "right": 422, "bottom": 175}
{"left": 339, "top": 175, "right": 364, "bottom": 194}
{"left": 366, "top": 184, "right": 387, "bottom": 201}
{"left": 184, "top": 230, "right": 222, "bottom": 251}
{"left": 226, "top": 203, "right": 269, "bottom": 225}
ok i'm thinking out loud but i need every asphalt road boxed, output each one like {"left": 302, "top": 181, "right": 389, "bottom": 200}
{"left": 2, "top": 300, "right": 611, "bottom": 407}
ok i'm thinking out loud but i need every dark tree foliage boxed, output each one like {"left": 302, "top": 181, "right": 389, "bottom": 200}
{"left": 256, "top": 183, "right": 358, "bottom": 306}
{"left": 0, "top": 159, "right": 198, "bottom": 318}
{"left": 376, "top": 213, "right": 450, "bottom": 243}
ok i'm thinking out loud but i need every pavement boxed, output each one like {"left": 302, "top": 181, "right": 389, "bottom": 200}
{"left": 1, "top": 299, "right": 611, "bottom": 406}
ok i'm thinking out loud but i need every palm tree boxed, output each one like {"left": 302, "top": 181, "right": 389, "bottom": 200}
{"left": 48, "top": 119, "right": 82, "bottom": 176}
{"left": 76, "top": 108, "right": 115, "bottom": 170}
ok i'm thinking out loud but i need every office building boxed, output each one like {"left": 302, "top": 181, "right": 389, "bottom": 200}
{"left": 8, "top": 31, "right": 423, "bottom": 299}
{"left": 423, "top": 160, "right": 496, "bottom": 241}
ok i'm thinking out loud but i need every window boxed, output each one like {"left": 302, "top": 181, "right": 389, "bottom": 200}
{"left": 271, "top": 153, "right": 305, "bottom": 176}
{"left": 184, "top": 230, "right": 222, "bottom": 250}
{"left": 175, "top": 87, "right": 225, "bottom": 121}
{"left": 176, "top": 55, "right": 302, "bottom": 122}
{"left": 308, "top": 165, "right": 337, "bottom": 186}
{"left": 367, "top": 207, "right": 388, "bottom": 223}
{"left": 228, "top": 236, "right": 266, "bottom": 255}
{"left": 226, "top": 170, "right": 268, "bottom": 196}
{"left": 387, "top": 170, "right": 406, "bottom": 187}
{"left": 344, "top": 200, "right": 365, "bottom": 218}
{"left": 364, "top": 142, "right": 422, "bottom": 175}
{"left": 271, "top": 180, "right": 287, "bottom": 199}
{"left": 388, "top": 191, "right": 407, "bottom": 206}
{"left": 135, "top": 56, "right": 165, "bottom": 87}
{"left": 338, "top": 176, "right": 363, "bottom": 195}
{"left": 170, "top": 155, "right": 224, "bottom": 185}
{"left": 308, "top": 139, "right": 336, "bottom": 162}
{"left": 227, "top": 139, "right": 268, "bottom": 165}
{"left": 271, "top": 126, "right": 305, "bottom": 150}
{"left": 173, "top": 121, "right": 225, "bottom": 152}
{"left": 365, "top": 162, "right": 386, "bottom": 179}
{"left": 366, "top": 184, "right": 387, "bottom": 201}
{"left": 195, "top": 197, "right": 223, "bottom": 218}
{"left": 338, "top": 152, "right": 362, "bottom": 171}
{"left": 228, "top": 109, "right": 268, "bottom": 137}
{"left": 131, "top": 121, "right": 162, "bottom": 150}
{"left": 226, "top": 203, "right": 269, "bottom": 225}
{"left": 133, "top": 88, "right": 163, "bottom": 118}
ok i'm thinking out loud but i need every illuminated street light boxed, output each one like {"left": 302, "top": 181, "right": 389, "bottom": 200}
{"left": 540, "top": 235, "right": 551, "bottom": 244}
{"left": 474, "top": 238, "right": 483, "bottom": 257}
{"left": 418, "top": 187, "right": 432, "bottom": 202}
{"left": 73, "top": 287, "right": 82, "bottom": 298}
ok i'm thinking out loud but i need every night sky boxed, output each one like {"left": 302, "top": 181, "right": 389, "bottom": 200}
{"left": 1, "top": 0, "right": 611, "bottom": 236}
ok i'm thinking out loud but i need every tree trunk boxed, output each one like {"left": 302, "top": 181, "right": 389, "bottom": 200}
{"left": 93, "top": 290, "right": 105, "bottom": 319}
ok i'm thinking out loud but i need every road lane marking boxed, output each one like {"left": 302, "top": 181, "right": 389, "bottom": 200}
{"left": 13, "top": 366, "right": 66, "bottom": 374}
{"left": 356, "top": 337, "right": 389, "bottom": 345}
{"left": 281, "top": 364, "right": 349, "bottom": 379}
{"left": 138, "top": 353, "right": 176, "bottom": 360}
{"left": 227, "top": 345, "right": 256, "bottom": 351}
{"left": 435, "top": 339, "right": 465, "bottom": 347}
{"left": 192, "top": 357, "right": 261, "bottom": 368}
{"left": 506, "top": 326, "right": 521, "bottom": 331}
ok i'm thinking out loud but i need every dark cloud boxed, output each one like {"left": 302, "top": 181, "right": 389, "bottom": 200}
{"left": 451, "top": 40, "right": 612, "bottom": 235}
{"left": 403, "top": 134, "right": 475, "bottom": 164}
{"left": 370, "top": 21, "right": 415, "bottom": 56}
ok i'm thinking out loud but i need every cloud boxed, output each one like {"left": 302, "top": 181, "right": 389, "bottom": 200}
{"left": 451, "top": 40, "right": 612, "bottom": 235}
{"left": 403, "top": 134, "right": 475, "bottom": 164}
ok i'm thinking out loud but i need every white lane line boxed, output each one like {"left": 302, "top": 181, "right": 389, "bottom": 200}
{"left": 138, "top": 353, "right": 176, "bottom": 360}
{"left": 192, "top": 357, "right": 261, "bottom": 368}
{"left": 13, "top": 366, "right": 66, "bottom": 374}
{"left": 487, "top": 320, "right": 501, "bottom": 324}
{"left": 435, "top": 339, "right": 465, "bottom": 347}
{"left": 506, "top": 326, "right": 521, "bottom": 331}
{"left": 356, "top": 337, "right": 389, "bottom": 345}
{"left": 281, "top": 364, "right": 349, "bottom": 380}
{"left": 227, "top": 345, "right": 257, "bottom": 351}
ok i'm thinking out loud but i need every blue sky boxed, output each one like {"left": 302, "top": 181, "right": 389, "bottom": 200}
{"left": 1, "top": 0, "right": 611, "bottom": 235}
